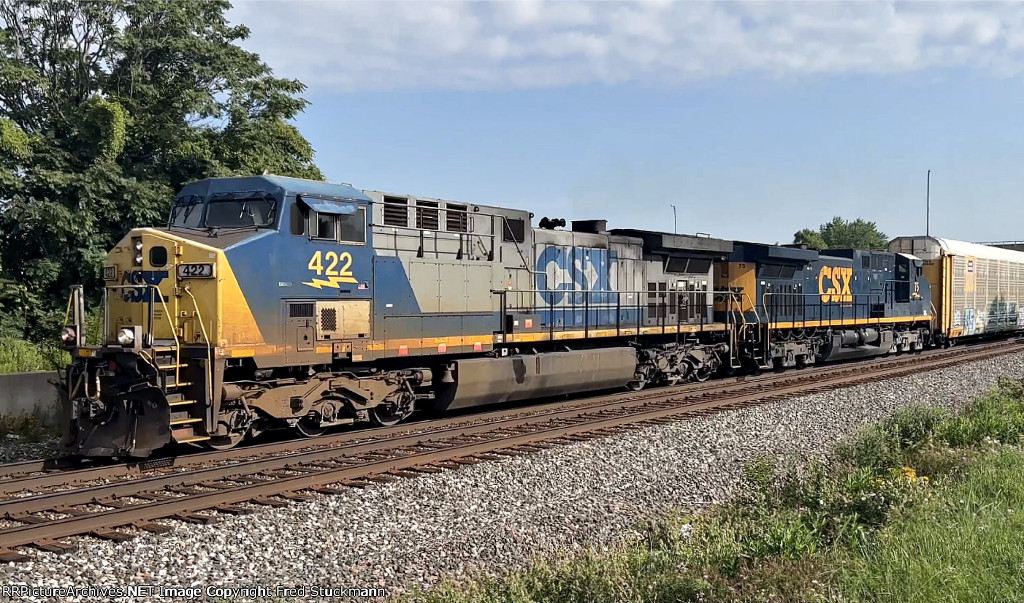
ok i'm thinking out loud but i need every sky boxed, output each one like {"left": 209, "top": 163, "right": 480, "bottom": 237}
{"left": 227, "top": 1, "right": 1024, "bottom": 244}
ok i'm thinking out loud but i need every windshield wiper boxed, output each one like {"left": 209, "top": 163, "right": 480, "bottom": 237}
{"left": 168, "top": 194, "right": 204, "bottom": 228}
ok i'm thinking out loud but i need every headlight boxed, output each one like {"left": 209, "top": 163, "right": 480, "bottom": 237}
{"left": 135, "top": 253, "right": 144, "bottom": 265}
{"left": 133, "top": 239, "right": 143, "bottom": 252}
{"left": 61, "top": 326, "right": 77, "bottom": 345}
{"left": 132, "top": 236, "right": 143, "bottom": 265}
{"left": 117, "top": 328, "right": 136, "bottom": 346}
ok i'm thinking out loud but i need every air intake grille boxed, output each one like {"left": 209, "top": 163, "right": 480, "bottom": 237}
{"left": 320, "top": 308, "right": 337, "bottom": 332}
{"left": 382, "top": 196, "right": 408, "bottom": 227}
{"left": 289, "top": 303, "right": 314, "bottom": 318}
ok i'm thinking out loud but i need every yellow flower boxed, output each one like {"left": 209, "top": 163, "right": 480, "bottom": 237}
{"left": 901, "top": 466, "right": 917, "bottom": 481}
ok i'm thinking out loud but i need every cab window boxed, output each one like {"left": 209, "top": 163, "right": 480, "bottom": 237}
{"left": 316, "top": 213, "right": 337, "bottom": 240}
{"left": 338, "top": 208, "right": 366, "bottom": 243}
{"left": 290, "top": 204, "right": 307, "bottom": 236}
{"left": 310, "top": 206, "right": 366, "bottom": 244}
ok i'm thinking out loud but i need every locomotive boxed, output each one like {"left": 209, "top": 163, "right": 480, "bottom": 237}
{"left": 57, "top": 175, "right": 1024, "bottom": 458}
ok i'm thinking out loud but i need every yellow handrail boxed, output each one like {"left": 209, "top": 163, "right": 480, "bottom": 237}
{"left": 154, "top": 286, "right": 181, "bottom": 387}
{"left": 184, "top": 286, "right": 214, "bottom": 410}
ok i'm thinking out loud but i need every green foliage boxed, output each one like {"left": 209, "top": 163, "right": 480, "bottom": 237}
{"left": 0, "top": 0, "right": 323, "bottom": 342}
{"left": 842, "top": 447, "right": 1024, "bottom": 602}
{"left": 0, "top": 337, "right": 69, "bottom": 373}
{"left": 836, "top": 405, "right": 951, "bottom": 472}
{"left": 794, "top": 216, "right": 889, "bottom": 250}
{"left": 941, "top": 377, "right": 1024, "bottom": 448}
{"left": 78, "top": 98, "right": 127, "bottom": 162}
{"left": 0, "top": 117, "right": 29, "bottom": 158}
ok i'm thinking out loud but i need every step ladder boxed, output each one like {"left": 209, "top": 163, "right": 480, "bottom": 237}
{"left": 153, "top": 347, "right": 209, "bottom": 444}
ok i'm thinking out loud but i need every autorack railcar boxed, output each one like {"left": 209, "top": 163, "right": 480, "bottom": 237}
{"left": 890, "top": 237, "right": 1024, "bottom": 343}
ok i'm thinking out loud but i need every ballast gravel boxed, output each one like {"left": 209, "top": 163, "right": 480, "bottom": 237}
{"left": 0, "top": 435, "right": 58, "bottom": 464}
{"left": 5, "top": 352, "right": 1024, "bottom": 601}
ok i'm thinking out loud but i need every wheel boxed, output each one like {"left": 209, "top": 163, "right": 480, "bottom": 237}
{"left": 627, "top": 366, "right": 652, "bottom": 391}
{"left": 693, "top": 366, "right": 712, "bottom": 382}
{"left": 294, "top": 414, "right": 327, "bottom": 438}
{"left": 626, "top": 378, "right": 646, "bottom": 391}
{"left": 370, "top": 405, "right": 411, "bottom": 427}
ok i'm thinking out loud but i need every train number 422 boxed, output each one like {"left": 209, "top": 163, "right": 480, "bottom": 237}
{"left": 306, "top": 250, "right": 357, "bottom": 285}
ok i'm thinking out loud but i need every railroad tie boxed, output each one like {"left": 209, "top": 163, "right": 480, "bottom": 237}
{"left": 249, "top": 497, "right": 288, "bottom": 507}
{"left": 0, "top": 548, "right": 31, "bottom": 563}
{"left": 275, "top": 492, "right": 315, "bottom": 502}
{"left": 171, "top": 512, "right": 218, "bottom": 525}
{"left": 132, "top": 522, "right": 173, "bottom": 534}
{"left": 213, "top": 505, "right": 254, "bottom": 515}
{"left": 90, "top": 529, "right": 134, "bottom": 543}
{"left": 31, "top": 539, "right": 77, "bottom": 554}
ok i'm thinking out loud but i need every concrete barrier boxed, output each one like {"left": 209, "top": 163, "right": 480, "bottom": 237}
{"left": 0, "top": 371, "right": 62, "bottom": 427}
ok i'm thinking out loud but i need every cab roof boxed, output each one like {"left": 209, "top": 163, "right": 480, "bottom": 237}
{"left": 177, "top": 175, "right": 372, "bottom": 203}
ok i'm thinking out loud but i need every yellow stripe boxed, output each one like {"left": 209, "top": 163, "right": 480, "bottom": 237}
{"left": 769, "top": 315, "right": 932, "bottom": 329}
{"left": 368, "top": 323, "right": 730, "bottom": 351}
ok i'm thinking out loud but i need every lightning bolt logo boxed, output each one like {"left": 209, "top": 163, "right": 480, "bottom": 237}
{"left": 302, "top": 276, "right": 358, "bottom": 289}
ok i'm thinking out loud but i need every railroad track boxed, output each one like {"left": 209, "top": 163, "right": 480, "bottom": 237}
{"left": 0, "top": 338, "right": 1008, "bottom": 487}
{"left": 0, "top": 339, "right": 1018, "bottom": 561}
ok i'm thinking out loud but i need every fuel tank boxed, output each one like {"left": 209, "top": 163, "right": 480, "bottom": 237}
{"left": 433, "top": 347, "right": 638, "bottom": 411}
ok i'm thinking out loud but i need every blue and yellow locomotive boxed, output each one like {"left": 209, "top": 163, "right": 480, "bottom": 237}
{"left": 59, "top": 175, "right": 937, "bottom": 458}
{"left": 716, "top": 242, "right": 933, "bottom": 370}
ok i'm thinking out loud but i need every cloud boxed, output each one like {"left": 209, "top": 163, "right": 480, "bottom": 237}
{"left": 228, "top": 1, "right": 1024, "bottom": 91}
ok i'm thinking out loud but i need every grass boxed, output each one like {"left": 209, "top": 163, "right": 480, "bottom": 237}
{"left": 400, "top": 377, "right": 1024, "bottom": 603}
{"left": 0, "top": 337, "right": 69, "bottom": 373}
{"left": 843, "top": 448, "right": 1024, "bottom": 603}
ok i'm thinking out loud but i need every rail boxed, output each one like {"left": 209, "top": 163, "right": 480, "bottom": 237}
{"left": 0, "top": 339, "right": 1017, "bottom": 561}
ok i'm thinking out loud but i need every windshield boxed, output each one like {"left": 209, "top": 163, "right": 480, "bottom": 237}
{"left": 203, "top": 197, "right": 276, "bottom": 228}
{"left": 169, "top": 196, "right": 203, "bottom": 228}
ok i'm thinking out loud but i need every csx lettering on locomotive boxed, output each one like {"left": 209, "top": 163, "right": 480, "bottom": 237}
{"left": 119, "top": 270, "right": 168, "bottom": 303}
{"left": 817, "top": 265, "right": 853, "bottom": 303}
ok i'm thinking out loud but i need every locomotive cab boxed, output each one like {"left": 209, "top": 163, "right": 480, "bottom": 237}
{"left": 59, "top": 176, "right": 378, "bottom": 457}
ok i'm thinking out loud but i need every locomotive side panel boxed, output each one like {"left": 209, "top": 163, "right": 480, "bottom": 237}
{"left": 365, "top": 190, "right": 535, "bottom": 358}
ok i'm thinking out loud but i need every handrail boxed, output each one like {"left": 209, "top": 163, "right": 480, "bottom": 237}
{"left": 184, "top": 286, "right": 214, "bottom": 410}
{"left": 493, "top": 288, "right": 743, "bottom": 332}
{"left": 760, "top": 290, "right": 931, "bottom": 329}
{"left": 98, "top": 284, "right": 180, "bottom": 391}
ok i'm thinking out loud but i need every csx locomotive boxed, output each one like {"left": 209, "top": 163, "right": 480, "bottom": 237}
{"left": 58, "top": 175, "right": 1024, "bottom": 457}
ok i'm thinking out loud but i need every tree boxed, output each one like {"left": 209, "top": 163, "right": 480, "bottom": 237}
{"left": 0, "top": 0, "right": 323, "bottom": 341}
{"left": 793, "top": 217, "right": 889, "bottom": 251}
